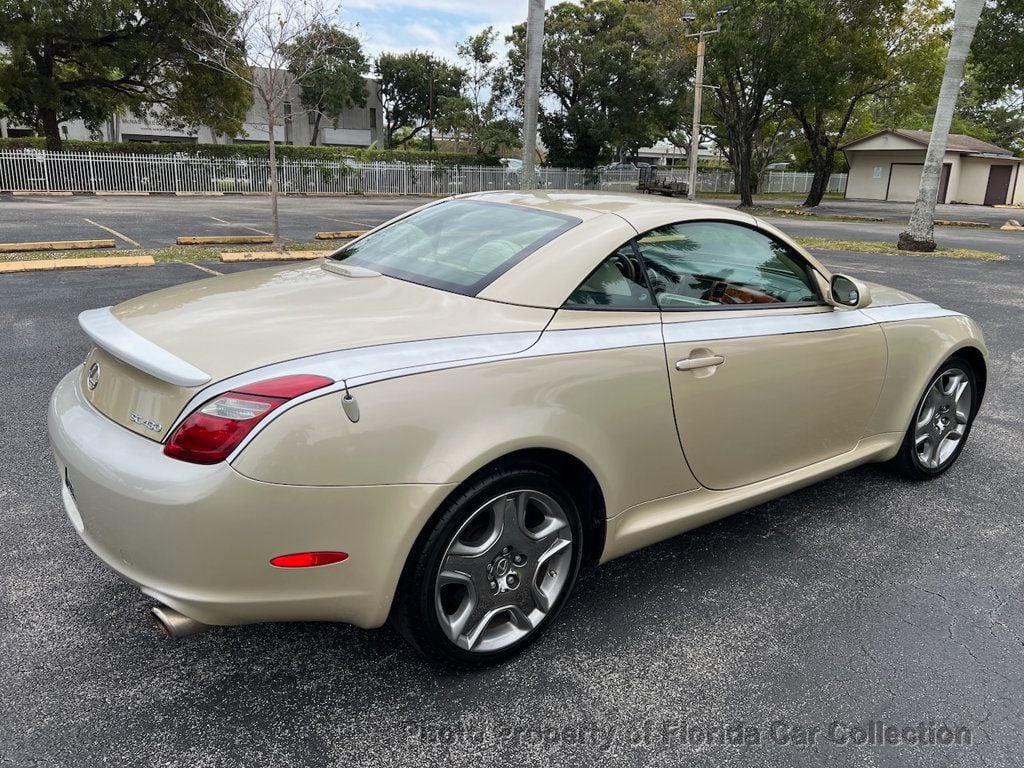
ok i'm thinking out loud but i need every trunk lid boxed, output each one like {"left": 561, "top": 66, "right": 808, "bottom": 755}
{"left": 81, "top": 262, "right": 551, "bottom": 440}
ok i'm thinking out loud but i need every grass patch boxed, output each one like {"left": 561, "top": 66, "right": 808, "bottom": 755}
{"left": 0, "top": 240, "right": 336, "bottom": 264}
{"left": 738, "top": 205, "right": 887, "bottom": 223}
{"left": 794, "top": 236, "right": 1005, "bottom": 261}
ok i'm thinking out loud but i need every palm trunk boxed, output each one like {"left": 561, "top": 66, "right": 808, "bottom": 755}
{"left": 899, "top": 0, "right": 984, "bottom": 251}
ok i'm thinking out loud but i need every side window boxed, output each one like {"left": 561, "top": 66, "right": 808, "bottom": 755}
{"left": 565, "top": 244, "right": 657, "bottom": 310}
{"left": 635, "top": 221, "right": 821, "bottom": 309}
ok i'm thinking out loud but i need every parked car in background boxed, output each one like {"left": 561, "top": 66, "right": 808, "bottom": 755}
{"left": 50, "top": 191, "right": 987, "bottom": 668}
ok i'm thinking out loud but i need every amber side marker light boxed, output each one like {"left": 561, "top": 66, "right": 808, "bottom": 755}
{"left": 270, "top": 551, "right": 349, "bottom": 568}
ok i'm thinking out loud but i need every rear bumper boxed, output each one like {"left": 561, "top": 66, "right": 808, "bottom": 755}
{"left": 48, "top": 367, "right": 454, "bottom": 628}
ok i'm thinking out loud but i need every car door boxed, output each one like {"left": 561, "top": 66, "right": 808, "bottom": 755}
{"left": 634, "top": 220, "right": 887, "bottom": 491}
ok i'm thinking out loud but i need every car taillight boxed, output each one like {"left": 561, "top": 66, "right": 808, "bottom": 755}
{"left": 164, "top": 374, "right": 333, "bottom": 464}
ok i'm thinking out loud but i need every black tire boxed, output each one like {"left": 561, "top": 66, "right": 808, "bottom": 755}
{"left": 890, "top": 357, "right": 978, "bottom": 480}
{"left": 390, "top": 465, "right": 584, "bottom": 668}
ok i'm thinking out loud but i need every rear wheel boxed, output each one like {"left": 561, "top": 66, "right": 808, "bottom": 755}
{"left": 891, "top": 359, "right": 977, "bottom": 479}
{"left": 391, "top": 467, "right": 583, "bottom": 668}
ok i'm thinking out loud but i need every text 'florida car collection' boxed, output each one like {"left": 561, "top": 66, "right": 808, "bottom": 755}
{"left": 49, "top": 191, "right": 986, "bottom": 666}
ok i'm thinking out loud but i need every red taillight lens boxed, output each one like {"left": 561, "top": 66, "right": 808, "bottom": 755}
{"left": 164, "top": 374, "right": 332, "bottom": 464}
{"left": 270, "top": 551, "right": 349, "bottom": 568}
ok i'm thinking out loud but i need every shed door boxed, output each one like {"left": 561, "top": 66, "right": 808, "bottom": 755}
{"left": 984, "top": 165, "right": 1012, "bottom": 206}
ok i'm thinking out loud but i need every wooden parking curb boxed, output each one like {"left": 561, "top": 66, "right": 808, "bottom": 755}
{"left": 0, "top": 239, "right": 116, "bottom": 253}
{"left": 220, "top": 251, "right": 332, "bottom": 262}
{"left": 315, "top": 230, "right": 368, "bottom": 240}
{"left": 11, "top": 191, "right": 74, "bottom": 196}
{"left": 95, "top": 191, "right": 150, "bottom": 196}
{"left": 177, "top": 235, "right": 274, "bottom": 246}
{"left": 0, "top": 255, "right": 154, "bottom": 273}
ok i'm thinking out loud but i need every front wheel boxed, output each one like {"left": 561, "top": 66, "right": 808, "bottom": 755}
{"left": 890, "top": 359, "right": 977, "bottom": 479}
{"left": 391, "top": 467, "right": 583, "bottom": 668}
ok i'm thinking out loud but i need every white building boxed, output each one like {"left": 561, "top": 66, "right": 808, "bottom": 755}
{"left": 0, "top": 74, "right": 382, "bottom": 149}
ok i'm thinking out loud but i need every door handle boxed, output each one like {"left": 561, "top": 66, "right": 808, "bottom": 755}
{"left": 675, "top": 354, "right": 725, "bottom": 371}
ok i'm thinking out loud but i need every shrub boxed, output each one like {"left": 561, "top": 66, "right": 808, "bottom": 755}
{"left": 0, "top": 137, "right": 500, "bottom": 166}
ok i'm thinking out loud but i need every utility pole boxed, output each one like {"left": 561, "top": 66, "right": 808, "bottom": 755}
{"left": 684, "top": 9, "right": 728, "bottom": 201}
{"left": 521, "top": 0, "right": 545, "bottom": 190}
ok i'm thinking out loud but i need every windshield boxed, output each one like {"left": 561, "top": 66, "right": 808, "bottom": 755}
{"left": 328, "top": 200, "right": 579, "bottom": 295}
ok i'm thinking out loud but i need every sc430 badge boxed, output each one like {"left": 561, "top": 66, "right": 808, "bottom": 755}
{"left": 130, "top": 413, "right": 163, "bottom": 433}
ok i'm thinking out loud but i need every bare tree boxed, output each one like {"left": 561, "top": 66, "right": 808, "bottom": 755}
{"left": 188, "top": 0, "right": 335, "bottom": 248}
{"left": 898, "top": 0, "right": 985, "bottom": 251}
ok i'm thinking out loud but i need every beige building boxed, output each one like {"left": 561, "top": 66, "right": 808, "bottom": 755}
{"left": 842, "top": 129, "right": 1024, "bottom": 206}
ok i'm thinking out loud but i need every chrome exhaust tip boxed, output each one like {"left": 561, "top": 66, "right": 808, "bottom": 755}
{"left": 151, "top": 605, "right": 209, "bottom": 639}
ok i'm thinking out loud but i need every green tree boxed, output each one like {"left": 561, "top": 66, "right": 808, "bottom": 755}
{"left": 962, "top": 0, "right": 1024, "bottom": 154}
{"left": 690, "top": 0, "right": 796, "bottom": 206}
{"left": 778, "top": 0, "right": 918, "bottom": 207}
{"left": 453, "top": 27, "right": 520, "bottom": 155}
{"left": 506, "top": 0, "right": 688, "bottom": 168}
{"left": 285, "top": 24, "right": 368, "bottom": 146}
{"left": 0, "top": 0, "right": 251, "bottom": 150}
{"left": 376, "top": 51, "right": 465, "bottom": 148}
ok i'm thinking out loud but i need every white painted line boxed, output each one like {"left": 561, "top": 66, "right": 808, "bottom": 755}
{"left": 209, "top": 216, "right": 273, "bottom": 236}
{"left": 318, "top": 215, "right": 375, "bottom": 227}
{"left": 182, "top": 262, "right": 223, "bottom": 276}
{"left": 83, "top": 218, "right": 141, "bottom": 247}
{"left": 823, "top": 264, "right": 887, "bottom": 274}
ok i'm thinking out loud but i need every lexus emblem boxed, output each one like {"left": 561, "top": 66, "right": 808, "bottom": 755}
{"left": 86, "top": 361, "right": 100, "bottom": 391}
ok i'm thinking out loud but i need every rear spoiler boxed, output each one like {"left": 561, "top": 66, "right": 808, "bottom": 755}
{"left": 78, "top": 307, "right": 211, "bottom": 388}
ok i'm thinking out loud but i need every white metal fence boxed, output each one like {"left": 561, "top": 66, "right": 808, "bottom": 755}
{"left": 0, "top": 149, "right": 844, "bottom": 196}
{"left": 761, "top": 171, "right": 848, "bottom": 194}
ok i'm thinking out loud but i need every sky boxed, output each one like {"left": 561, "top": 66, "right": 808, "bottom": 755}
{"left": 341, "top": 0, "right": 572, "bottom": 62}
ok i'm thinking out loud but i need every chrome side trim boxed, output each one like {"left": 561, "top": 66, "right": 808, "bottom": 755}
{"left": 662, "top": 307, "right": 872, "bottom": 344}
{"left": 78, "top": 307, "right": 211, "bottom": 388}
{"left": 860, "top": 303, "right": 962, "bottom": 324}
{"left": 170, "top": 330, "right": 545, "bottom": 434}
{"left": 163, "top": 302, "right": 956, "bottom": 461}
{"left": 661, "top": 303, "right": 962, "bottom": 345}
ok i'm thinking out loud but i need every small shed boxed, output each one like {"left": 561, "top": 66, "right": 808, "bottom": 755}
{"left": 841, "top": 129, "right": 1024, "bottom": 206}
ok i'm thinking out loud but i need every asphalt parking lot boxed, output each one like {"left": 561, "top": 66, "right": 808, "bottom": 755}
{"left": 2, "top": 247, "right": 1023, "bottom": 766}
{"left": 2, "top": 193, "right": 1022, "bottom": 258}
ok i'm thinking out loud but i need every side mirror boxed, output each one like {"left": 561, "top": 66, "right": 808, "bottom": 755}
{"left": 829, "top": 274, "right": 872, "bottom": 309}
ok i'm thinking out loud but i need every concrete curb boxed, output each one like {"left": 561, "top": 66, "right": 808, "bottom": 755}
{"left": 935, "top": 219, "right": 991, "bottom": 229}
{"left": 220, "top": 251, "right": 331, "bottom": 262}
{"left": 0, "top": 239, "right": 116, "bottom": 253}
{"left": 95, "top": 191, "right": 150, "bottom": 196}
{"left": 177, "top": 235, "right": 273, "bottom": 246}
{"left": 0, "top": 255, "right": 155, "bottom": 273}
{"left": 11, "top": 191, "right": 73, "bottom": 196}
{"left": 315, "top": 230, "right": 368, "bottom": 239}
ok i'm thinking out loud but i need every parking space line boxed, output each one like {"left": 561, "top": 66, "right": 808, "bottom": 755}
{"left": 83, "top": 218, "right": 141, "bottom": 247}
{"left": 182, "top": 262, "right": 223, "bottom": 276}
{"left": 317, "top": 215, "right": 375, "bottom": 227}
{"left": 209, "top": 216, "right": 273, "bottom": 236}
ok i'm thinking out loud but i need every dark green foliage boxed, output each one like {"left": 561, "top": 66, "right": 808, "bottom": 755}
{"left": 0, "top": 137, "right": 499, "bottom": 166}
{"left": 0, "top": 0, "right": 252, "bottom": 150}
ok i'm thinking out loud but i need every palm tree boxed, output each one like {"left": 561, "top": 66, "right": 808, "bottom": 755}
{"left": 898, "top": 0, "right": 985, "bottom": 252}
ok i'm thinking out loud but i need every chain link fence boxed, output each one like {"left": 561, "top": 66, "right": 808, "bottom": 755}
{"left": 0, "top": 149, "right": 844, "bottom": 197}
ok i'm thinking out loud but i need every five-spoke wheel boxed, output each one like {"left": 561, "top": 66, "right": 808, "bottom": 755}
{"left": 391, "top": 466, "right": 583, "bottom": 667}
{"left": 892, "top": 358, "right": 978, "bottom": 479}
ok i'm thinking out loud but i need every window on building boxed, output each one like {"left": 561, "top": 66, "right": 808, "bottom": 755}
{"left": 369, "top": 108, "right": 377, "bottom": 129}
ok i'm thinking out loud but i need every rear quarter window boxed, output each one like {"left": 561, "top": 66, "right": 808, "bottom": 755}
{"left": 329, "top": 200, "right": 579, "bottom": 295}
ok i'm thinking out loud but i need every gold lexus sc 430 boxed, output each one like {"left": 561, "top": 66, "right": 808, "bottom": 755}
{"left": 49, "top": 192, "right": 988, "bottom": 667}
